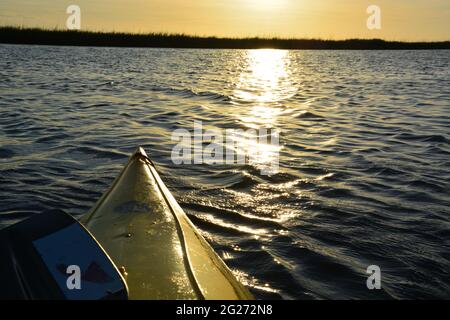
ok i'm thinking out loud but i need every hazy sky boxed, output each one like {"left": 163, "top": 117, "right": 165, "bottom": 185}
{"left": 0, "top": 0, "right": 449, "bottom": 40}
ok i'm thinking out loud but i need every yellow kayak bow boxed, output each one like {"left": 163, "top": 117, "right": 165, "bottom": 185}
{"left": 81, "top": 147, "right": 253, "bottom": 300}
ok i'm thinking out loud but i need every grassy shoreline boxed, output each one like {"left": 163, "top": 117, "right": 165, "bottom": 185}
{"left": 1, "top": 27, "right": 449, "bottom": 50}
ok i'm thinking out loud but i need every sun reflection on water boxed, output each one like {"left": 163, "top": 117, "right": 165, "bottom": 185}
{"left": 231, "top": 49, "right": 297, "bottom": 171}
{"left": 234, "top": 49, "right": 297, "bottom": 105}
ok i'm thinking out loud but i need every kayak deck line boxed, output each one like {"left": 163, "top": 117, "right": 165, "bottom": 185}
{"left": 81, "top": 147, "right": 253, "bottom": 300}
{"left": 136, "top": 149, "right": 204, "bottom": 300}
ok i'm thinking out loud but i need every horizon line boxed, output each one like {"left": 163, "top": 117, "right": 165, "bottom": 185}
{"left": 1, "top": 26, "right": 449, "bottom": 50}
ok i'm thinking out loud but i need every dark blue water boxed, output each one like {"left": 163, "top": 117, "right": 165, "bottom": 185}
{"left": 0, "top": 44, "right": 449, "bottom": 299}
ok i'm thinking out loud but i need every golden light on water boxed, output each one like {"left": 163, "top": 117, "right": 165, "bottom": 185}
{"left": 232, "top": 49, "right": 297, "bottom": 172}
{"left": 240, "top": 105, "right": 281, "bottom": 128}
{"left": 234, "top": 49, "right": 296, "bottom": 104}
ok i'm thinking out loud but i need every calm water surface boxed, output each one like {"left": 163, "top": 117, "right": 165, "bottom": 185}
{"left": 0, "top": 45, "right": 449, "bottom": 299}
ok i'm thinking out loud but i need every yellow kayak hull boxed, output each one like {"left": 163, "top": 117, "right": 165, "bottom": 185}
{"left": 81, "top": 147, "right": 253, "bottom": 300}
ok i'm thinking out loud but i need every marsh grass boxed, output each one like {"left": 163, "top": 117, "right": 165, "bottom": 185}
{"left": 1, "top": 26, "right": 449, "bottom": 49}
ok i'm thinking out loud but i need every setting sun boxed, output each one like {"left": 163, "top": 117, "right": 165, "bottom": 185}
{"left": 242, "top": 0, "right": 289, "bottom": 11}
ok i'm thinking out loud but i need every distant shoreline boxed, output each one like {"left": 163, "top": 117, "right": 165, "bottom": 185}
{"left": 1, "top": 27, "right": 449, "bottom": 50}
